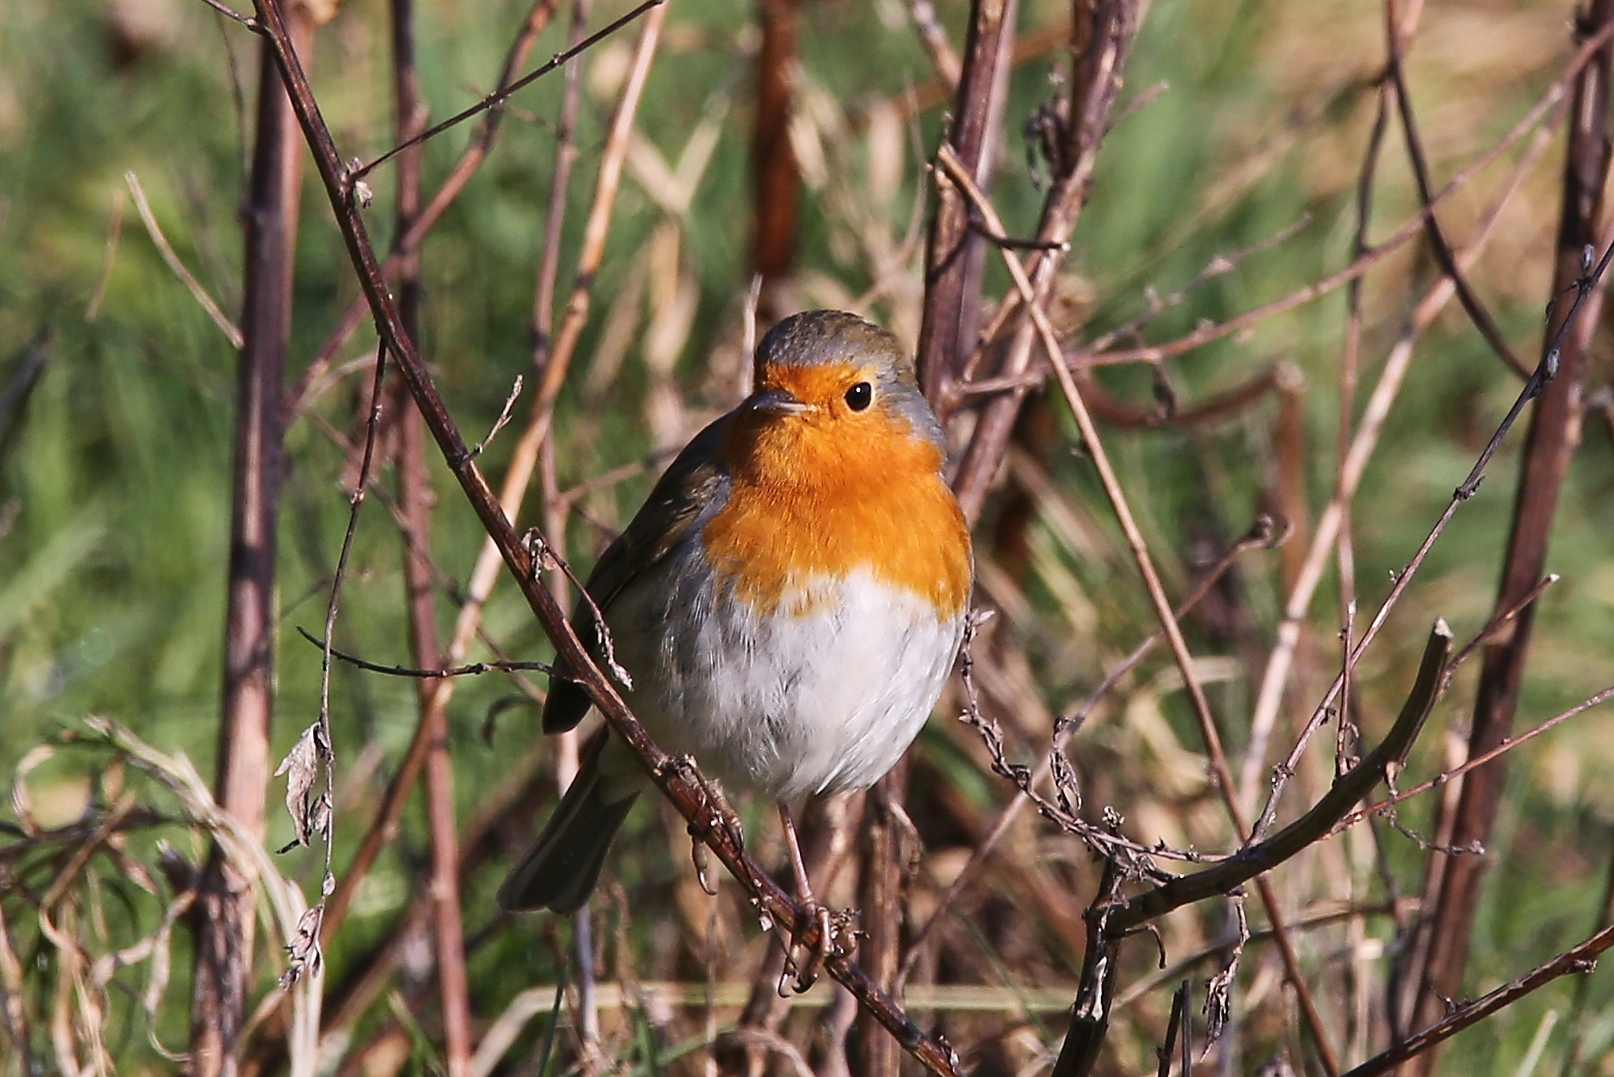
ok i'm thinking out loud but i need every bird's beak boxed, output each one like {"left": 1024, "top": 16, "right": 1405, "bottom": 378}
{"left": 749, "top": 388, "right": 813, "bottom": 416}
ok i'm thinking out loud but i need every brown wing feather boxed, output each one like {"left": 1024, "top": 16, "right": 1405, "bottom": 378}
{"left": 542, "top": 415, "right": 731, "bottom": 734}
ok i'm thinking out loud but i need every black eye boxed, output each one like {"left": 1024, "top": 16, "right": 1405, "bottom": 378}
{"left": 844, "top": 381, "right": 873, "bottom": 411}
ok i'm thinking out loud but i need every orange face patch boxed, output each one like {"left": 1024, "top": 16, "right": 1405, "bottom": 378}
{"left": 756, "top": 360, "right": 875, "bottom": 417}
{"left": 702, "top": 363, "right": 972, "bottom": 619}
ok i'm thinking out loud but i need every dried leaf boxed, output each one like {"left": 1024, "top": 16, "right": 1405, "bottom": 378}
{"left": 274, "top": 724, "right": 325, "bottom": 848}
{"left": 279, "top": 901, "right": 325, "bottom": 989}
{"left": 1202, "top": 896, "right": 1248, "bottom": 1048}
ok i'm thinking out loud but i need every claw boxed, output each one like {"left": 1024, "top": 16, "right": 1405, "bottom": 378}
{"left": 690, "top": 832, "right": 718, "bottom": 896}
{"left": 776, "top": 901, "right": 850, "bottom": 994}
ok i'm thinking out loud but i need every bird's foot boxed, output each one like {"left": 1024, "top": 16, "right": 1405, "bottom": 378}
{"left": 778, "top": 902, "right": 855, "bottom": 995}
{"left": 773, "top": 802, "right": 854, "bottom": 994}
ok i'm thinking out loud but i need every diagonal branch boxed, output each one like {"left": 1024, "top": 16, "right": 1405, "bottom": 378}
{"left": 1109, "top": 620, "right": 1450, "bottom": 934}
{"left": 1382, "top": 6, "right": 1530, "bottom": 379}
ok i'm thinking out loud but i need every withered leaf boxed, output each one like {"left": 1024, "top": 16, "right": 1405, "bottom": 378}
{"left": 274, "top": 724, "right": 325, "bottom": 848}
{"left": 279, "top": 901, "right": 325, "bottom": 989}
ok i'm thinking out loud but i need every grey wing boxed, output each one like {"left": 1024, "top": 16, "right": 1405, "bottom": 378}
{"left": 542, "top": 415, "right": 732, "bottom": 734}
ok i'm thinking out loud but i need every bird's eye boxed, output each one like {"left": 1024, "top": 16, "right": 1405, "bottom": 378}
{"left": 844, "top": 382, "right": 873, "bottom": 411}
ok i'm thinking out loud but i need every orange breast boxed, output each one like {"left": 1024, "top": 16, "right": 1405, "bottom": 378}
{"left": 700, "top": 407, "right": 972, "bottom": 619}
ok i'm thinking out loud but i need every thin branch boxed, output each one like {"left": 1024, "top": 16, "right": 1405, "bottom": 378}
{"left": 296, "top": 627, "right": 557, "bottom": 678}
{"left": 192, "top": 12, "right": 312, "bottom": 1068}
{"left": 1240, "top": 119, "right": 1556, "bottom": 821}
{"left": 946, "top": 2, "right": 1139, "bottom": 523}
{"left": 195, "top": 0, "right": 259, "bottom": 29}
{"left": 1384, "top": 14, "right": 1531, "bottom": 379}
{"left": 472, "top": 376, "right": 523, "bottom": 457}
{"left": 388, "top": 0, "right": 474, "bottom": 1066}
{"left": 1334, "top": 683, "right": 1614, "bottom": 835}
{"left": 352, "top": 0, "right": 663, "bottom": 180}
{"left": 896, "top": 515, "right": 1283, "bottom": 988}
{"left": 913, "top": 0, "right": 1017, "bottom": 401}
{"left": 1064, "top": 21, "right": 1614, "bottom": 370}
{"left": 1339, "top": 919, "right": 1614, "bottom": 1077}
{"left": 1409, "top": 0, "right": 1614, "bottom": 1043}
{"left": 286, "top": 0, "right": 565, "bottom": 417}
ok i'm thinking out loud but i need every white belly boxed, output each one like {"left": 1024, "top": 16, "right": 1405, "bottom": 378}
{"left": 601, "top": 546, "right": 966, "bottom": 802}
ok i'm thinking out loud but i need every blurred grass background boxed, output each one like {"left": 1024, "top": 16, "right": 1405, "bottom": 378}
{"left": 4, "top": 0, "right": 1614, "bottom": 1074}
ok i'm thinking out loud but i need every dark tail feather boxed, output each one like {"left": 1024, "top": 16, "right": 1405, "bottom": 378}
{"left": 497, "top": 733, "right": 637, "bottom": 914}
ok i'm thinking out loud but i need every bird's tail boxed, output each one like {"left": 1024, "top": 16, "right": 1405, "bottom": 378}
{"left": 497, "top": 731, "right": 638, "bottom": 914}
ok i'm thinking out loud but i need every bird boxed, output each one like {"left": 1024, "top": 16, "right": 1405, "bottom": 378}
{"left": 497, "top": 309, "right": 973, "bottom": 920}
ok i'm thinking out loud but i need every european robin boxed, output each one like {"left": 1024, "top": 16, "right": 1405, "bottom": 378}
{"left": 498, "top": 310, "right": 974, "bottom": 914}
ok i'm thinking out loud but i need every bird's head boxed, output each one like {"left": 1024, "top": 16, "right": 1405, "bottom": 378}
{"left": 740, "top": 310, "right": 945, "bottom": 455}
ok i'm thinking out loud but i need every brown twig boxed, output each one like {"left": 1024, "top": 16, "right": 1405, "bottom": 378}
{"left": 1240, "top": 118, "right": 1556, "bottom": 819}
{"left": 896, "top": 516, "right": 1283, "bottom": 989}
{"left": 352, "top": 0, "right": 663, "bottom": 181}
{"left": 1334, "top": 683, "right": 1614, "bottom": 836}
{"left": 1047, "top": 853, "right": 1124, "bottom": 1077}
{"left": 1340, "top": 919, "right": 1614, "bottom": 1077}
{"left": 1155, "top": 981, "right": 1189, "bottom": 1077}
{"left": 190, "top": 12, "right": 314, "bottom": 1073}
{"left": 752, "top": 0, "right": 801, "bottom": 312}
{"left": 318, "top": 0, "right": 623, "bottom": 957}
{"left": 855, "top": 770, "right": 907, "bottom": 1077}
{"left": 529, "top": 1, "right": 598, "bottom": 1030}
{"left": 297, "top": 626, "right": 554, "bottom": 679}
{"left": 1062, "top": 20, "right": 1614, "bottom": 372}
{"left": 1109, "top": 620, "right": 1451, "bottom": 934}
{"left": 531, "top": 0, "right": 590, "bottom": 373}
{"left": 1383, "top": 3, "right": 1531, "bottom": 380}
{"left": 387, "top": 1, "right": 473, "bottom": 1071}
{"left": 1247, "top": 217, "right": 1608, "bottom": 849}
{"left": 914, "top": 0, "right": 1017, "bottom": 403}
{"left": 945, "top": 2, "right": 1139, "bottom": 525}
{"left": 1406, "top": 1, "right": 1614, "bottom": 1051}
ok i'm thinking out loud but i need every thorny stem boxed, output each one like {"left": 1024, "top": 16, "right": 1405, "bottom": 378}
{"left": 896, "top": 517, "right": 1282, "bottom": 989}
